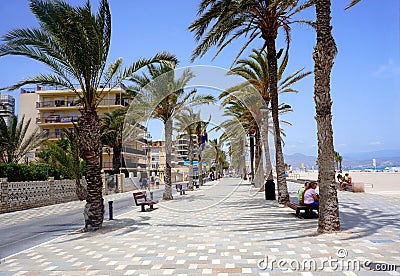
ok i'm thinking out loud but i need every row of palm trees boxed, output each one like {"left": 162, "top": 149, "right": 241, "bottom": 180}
{"left": 188, "top": 0, "right": 363, "bottom": 233}
{"left": 217, "top": 48, "right": 310, "bottom": 192}
{"left": 0, "top": 0, "right": 362, "bottom": 233}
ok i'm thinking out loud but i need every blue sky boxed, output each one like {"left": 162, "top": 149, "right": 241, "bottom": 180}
{"left": 0, "top": 0, "right": 399, "bottom": 156}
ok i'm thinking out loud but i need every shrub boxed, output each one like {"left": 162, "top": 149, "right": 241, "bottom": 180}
{"left": 0, "top": 163, "right": 61, "bottom": 182}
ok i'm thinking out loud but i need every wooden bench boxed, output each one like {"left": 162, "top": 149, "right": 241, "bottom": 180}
{"left": 287, "top": 201, "right": 318, "bottom": 217}
{"left": 176, "top": 183, "right": 187, "bottom": 195}
{"left": 133, "top": 191, "right": 158, "bottom": 212}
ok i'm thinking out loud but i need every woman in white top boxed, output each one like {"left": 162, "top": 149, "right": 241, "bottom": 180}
{"left": 303, "top": 182, "right": 319, "bottom": 206}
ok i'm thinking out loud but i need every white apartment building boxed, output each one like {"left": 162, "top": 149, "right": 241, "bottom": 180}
{"left": 0, "top": 93, "right": 15, "bottom": 125}
{"left": 19, "top": 85, "right": 147, "bottom": 174}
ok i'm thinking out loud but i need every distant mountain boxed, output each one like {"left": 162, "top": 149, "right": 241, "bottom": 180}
{"left": 281, "top": 149, "right": 400, "bottom": 170}
{"left": 284, "top": 153, "right": 317, "bottom": 170}
{"left": 343, "top": 149, "right": 400, "bottom": 160}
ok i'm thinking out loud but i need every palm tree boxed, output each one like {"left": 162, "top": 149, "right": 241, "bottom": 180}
{"left": 127, "top": 64, "right": 215, "bottom": 200}
{"left": 174, "top": 109, "right": 199, "bottom": 190}
{"left": 334, "top": 151, "right": 343, "bottom": 172}
{"left": 313, "top": 0, "right": 340, "bottom": 232}
{"left": 41, "top": 128, "right": 87, "bottom": 200}
{"left": 189, "top": 0, "right": 312, "bottom": 205}
{"left": 0, "top": 0, "right": 176, "bottom": 231}
{"left": 100, "top": 108, "right": 126, "bottom": 173}
{"left": 194, "top": 116, "right": 210, "bottom": 186}
{"left": 219, "top": 94, "right": 292, "bottom": 188}
{"left": 0, "top": 115, "right": 46, "bottom": 163}
{"left": 208, "top": 138, "right": 225, "bottom": 179}
{"left": 221, "top": 48, "right": 311, "bottom": 197}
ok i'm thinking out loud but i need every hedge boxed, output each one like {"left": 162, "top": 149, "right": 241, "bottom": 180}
{"left": 0, "top": 163, "right": 61, "bottom": 182}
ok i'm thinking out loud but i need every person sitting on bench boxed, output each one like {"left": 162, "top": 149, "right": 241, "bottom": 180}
{"left": 303, "top": 181, "right": 319, "bottom": 207}
{"left": 298, "top": 182, "right": 310, "bottom": 205}
{"left": 340, "top": 173, "right": 352, "bottom": 191}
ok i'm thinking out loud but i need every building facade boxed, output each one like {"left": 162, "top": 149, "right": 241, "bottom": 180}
{"left": 0, "top": 93, "right": 15, "bottom": 124}
{"left": 19, "top": 85, "right": 147, "bottom": 174}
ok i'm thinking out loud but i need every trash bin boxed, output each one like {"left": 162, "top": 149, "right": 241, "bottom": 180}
{"left": 265, "top": 179, "right": 276, "bottom": 200}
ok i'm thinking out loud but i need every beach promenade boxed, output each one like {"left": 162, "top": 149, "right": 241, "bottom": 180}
{"left": 0, "top": 178, "right": 399, "bottom": 275}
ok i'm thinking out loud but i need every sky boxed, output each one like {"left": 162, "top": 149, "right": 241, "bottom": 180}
{"left": 0, "top": 0, "right": 399, "bottom": 157}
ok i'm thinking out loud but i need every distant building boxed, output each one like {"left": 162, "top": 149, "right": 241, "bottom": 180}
{"left": 143, "top": 135, "right": 201, "bottom": 183}
{"left": 0, "top": 93, "right": 15, "bottom": 124}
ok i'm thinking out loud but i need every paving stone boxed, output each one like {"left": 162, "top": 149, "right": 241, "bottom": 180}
{"left": 1, "top": 179, "right": 399, "bottom": 275}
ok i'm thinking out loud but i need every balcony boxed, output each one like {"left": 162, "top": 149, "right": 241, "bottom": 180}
{"left": 36, "top": 98, "right": 127, "bottom": 109}
{"left": 43, "top": 130, "right": 68, "bottom": 139}
{"left": 37, "top": 115, "right": 80, "bottom": 124}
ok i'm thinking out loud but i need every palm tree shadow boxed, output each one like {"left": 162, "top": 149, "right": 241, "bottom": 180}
{"left": 55, "top": 217, "right": 152, "bottom": 243}
{"left": 339, "top": 202, "right": 400, "bottom": 240}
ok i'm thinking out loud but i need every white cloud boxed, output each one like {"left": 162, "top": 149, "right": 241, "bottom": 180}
{"left": 369, "top": 141, "right": 381, "bottom": 145}
{"left": 372, "top": 59, "right": 400, "bottom": 77}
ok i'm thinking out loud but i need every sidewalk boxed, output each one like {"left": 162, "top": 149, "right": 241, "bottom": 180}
{"left": 1, "top": 178, "right": 399, "bottom": 275}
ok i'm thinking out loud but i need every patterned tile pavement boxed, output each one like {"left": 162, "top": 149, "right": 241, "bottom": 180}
{"left": 0, "top": 178, "right": 399, "bottom": 275}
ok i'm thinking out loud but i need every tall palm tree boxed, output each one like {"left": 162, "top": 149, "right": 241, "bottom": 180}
{"left": 0, "top": 115, "right": 46, "bottom": 163}
{"left": 334, "top": 151, "right": 343, "bottom": 172}
{"left": 0, "top": 0, "right": 176, "bottom": 231}
{"left": 221, "top": 48, "right": 311, "bottom": 197}
{"left": 174, "top": 109, "right": 199, "bottom": 190}
{"left": 127, "top": 63, "right": 215, "bottom": 200}
{"left": 194, "top": 116, "right": 210, "bottom": 186}
{"left": 219, "top": 94, "right": 292, "bottom": 188}
{"left": 215, "top": 116, "right": 247, "bottom": 179}
{"left": 100, "top": 108, "right": 126, "bottom": 173}
{"left": 313, "top": 0, "right": 340, "bottom": 232}
{"left": 220, "top": 122, "right": 247, "bottom": 176}
{"left": 189, "top": 0, "right": 312, "bottom": 205}
{"left": 208, "top": 138, "right": 225, "bottom": 179}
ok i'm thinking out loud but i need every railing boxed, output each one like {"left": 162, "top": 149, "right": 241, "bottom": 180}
{"left": 37, "top": 115, "right": 80, "bottom": 124}
{"left": 36, "top": 98, "right": 127, "bottom": 108}
{"left": 22, "top": 83, "right": 126, "bottom": 93}
{"left": 43, "top": 130, "right": 70, "bottom": 139}
{"left": 123, "top": 147, "right": 146, "bottom": 155}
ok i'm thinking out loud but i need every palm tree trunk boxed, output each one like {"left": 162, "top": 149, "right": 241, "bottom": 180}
{"left": 198, "top": 148, "right": 203, "bottom": 185}
{"left": 314, "top": 0, "right": 340, "bottom": 233}
{"left": 163, "top": 118, "right": 173, "bottom": 200}
{"left": 75, "top": 178, "right": 87, "bottom": 201}
{"left": 261, "top": 110, "right": 274, "bottom": 181}
{"left": 188, "top": 137, "right": 194, "bottom": 190}
{"left": 112, "top": 144, "right": 122, "bottom": 173}
{"left": 242, "top": 138, "right": 247, "bottom": 180}
{"left": 254, "top": 130, "right": 264, "bottom": 188}
{"left": 79, "top": 109, "right": 104, "bottom": 231}
{"left": 249, "top": 134, "right": 255, "bottom": 184}
{"left": 265, "top": 36, "right": 289, "bottom": 205}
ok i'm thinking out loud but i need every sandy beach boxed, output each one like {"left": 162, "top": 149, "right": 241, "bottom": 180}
{"left": 288, "top": 170, "right": 400, "bottom": 198}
